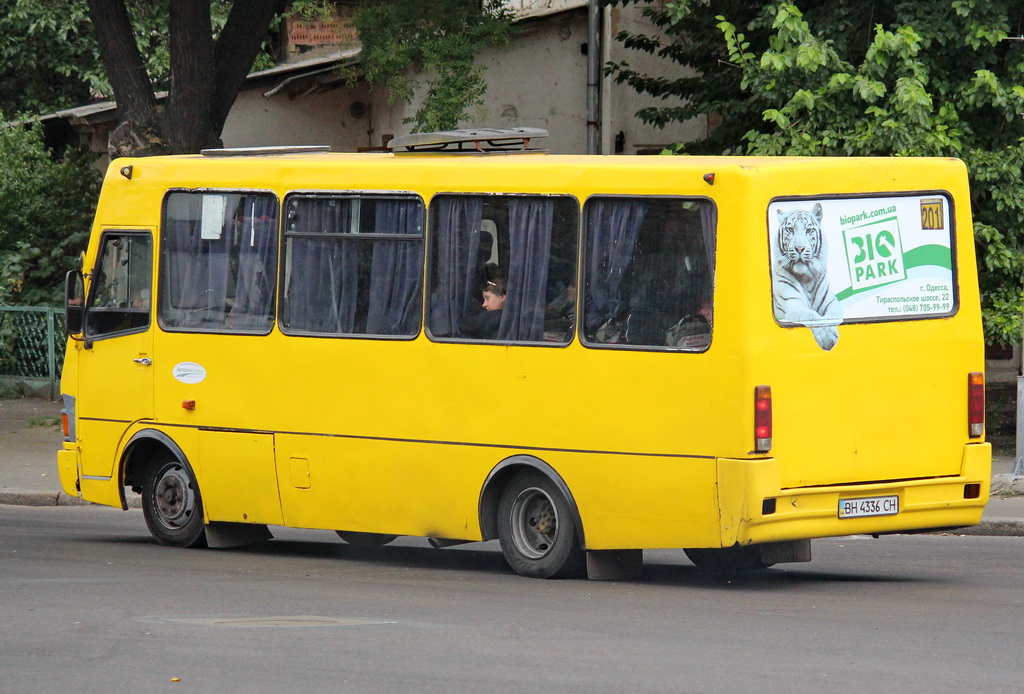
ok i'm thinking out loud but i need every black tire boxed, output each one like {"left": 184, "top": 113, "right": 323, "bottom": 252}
{"left": 335, "top": 531, "right": 398, "bottom": 547}
{"left": 496, "top": 471, "right": 585, "bottom": 579}
{"left": 684, "top": 546, "right": 773, "bottom": 573}
{"left": 142, "top": 458, "right": 206, "bottom": 548}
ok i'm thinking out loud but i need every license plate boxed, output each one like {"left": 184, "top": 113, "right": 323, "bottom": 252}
{"left": 838, "top": 495, "right": 899, "bottom": 519}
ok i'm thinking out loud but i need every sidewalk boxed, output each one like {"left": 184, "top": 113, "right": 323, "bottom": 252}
{"left": 3, "top": 396, "right": 1024, "bottom": 535}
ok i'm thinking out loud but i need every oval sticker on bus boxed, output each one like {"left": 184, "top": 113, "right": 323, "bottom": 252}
{"left": 172, "top": 362, "right": 207, "bottom": 384}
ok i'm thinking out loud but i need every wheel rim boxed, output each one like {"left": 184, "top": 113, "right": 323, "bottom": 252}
{"left": 509, "top": 486, "right": 559, "bottom": 560}
{"left": 153, "top": 464, "right": 197, "bottom": 530}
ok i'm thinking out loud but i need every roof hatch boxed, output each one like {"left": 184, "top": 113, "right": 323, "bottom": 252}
{"left": 388, "top": 128, "right": 548, "bottom": 155}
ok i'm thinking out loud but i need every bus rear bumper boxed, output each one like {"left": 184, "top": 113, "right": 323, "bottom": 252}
{"left": 716, "top": 442, "right": 992, "bottom": 546}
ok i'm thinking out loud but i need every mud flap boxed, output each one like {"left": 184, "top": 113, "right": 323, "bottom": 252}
{"left": 586, "top": 549, "right": 643, "bottom": 580}
{"left": 759, "top": 539, "right": 812, "bottom": 565}
{"left": 205, "top": 521, "right": 273, "bottom": 549}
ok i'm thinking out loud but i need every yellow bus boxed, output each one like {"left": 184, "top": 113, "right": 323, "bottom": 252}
{"left": 58, "top": 129, "right": 991, "bottom": 580}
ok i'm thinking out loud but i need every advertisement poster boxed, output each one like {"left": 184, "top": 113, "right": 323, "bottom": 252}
{"left": 769, "top": 194, "right": 955, "bottom": 351}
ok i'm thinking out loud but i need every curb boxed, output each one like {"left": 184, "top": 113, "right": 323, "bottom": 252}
{"left": 948, "top": 519, "right": 1024, "bottom": 537}
{"left": 991, "top": 473, "right": 1024, "bottom": 497}
{"left": 0, "top": 489, "right": 141, "bottom": 508}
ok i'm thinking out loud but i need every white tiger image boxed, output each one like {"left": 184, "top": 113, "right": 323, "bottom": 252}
{"left": 772, "top": 203, "right": 843, "bottom": 350}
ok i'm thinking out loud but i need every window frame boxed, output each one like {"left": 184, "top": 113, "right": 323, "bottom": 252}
{"left": 278, "top": 190, "right": 426, "bottom": 341}
{"left": 83, "top": 229, "right": 154, "bottom": 342}
{"left": 579, "top": 194, "right": 717, "bottom": 354}
{"left": 424, "top": 191, "right": 581, "bottom": 348}
{"left": 766, "top": 191, "right": 960, "bottom": 328}
{"left": 157, "top": 188, "right": 281, "bottom": 337}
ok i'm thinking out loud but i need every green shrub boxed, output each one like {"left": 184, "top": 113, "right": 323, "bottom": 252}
{"left": 0, "top": 119, "right": 100, "bottom": 307}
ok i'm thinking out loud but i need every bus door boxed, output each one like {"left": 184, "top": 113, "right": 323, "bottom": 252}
{"left": 78, "top": 230, "right": 155, "bottom": 478}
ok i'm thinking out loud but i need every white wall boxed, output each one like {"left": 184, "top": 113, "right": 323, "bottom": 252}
{"left": 219, "top": 6, "right": 703, "bottom": 156}
{"left": 367, "top": 6, "right": 703, "bottom": 155}
{"left": 222, "top": 80, "right": 374, "bottom": 152}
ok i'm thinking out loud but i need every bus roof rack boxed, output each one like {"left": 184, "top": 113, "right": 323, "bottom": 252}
{"left": 388, "top": 128, "right": 548, "bottom": 155}
{"left": 200, "top": 145, "right": 332, "bottom": 157}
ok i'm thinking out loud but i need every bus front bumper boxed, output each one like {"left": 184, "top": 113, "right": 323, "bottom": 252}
{"left": 57, "top": 446, "right": 81, "bottom": 498}
{"left": 716, "top": 443, "right": 992, "bottom": 546}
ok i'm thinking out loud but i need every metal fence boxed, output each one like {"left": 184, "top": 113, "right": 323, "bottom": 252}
{"left": 0, "top": 306, "right": 65, "bottom": 399}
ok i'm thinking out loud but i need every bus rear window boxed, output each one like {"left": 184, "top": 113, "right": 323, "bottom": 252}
{"left": 582, "top": 197, "right": 715, "bottom": 351}
{"left": 769, "top": 193, "right": 956, "bottom": 351}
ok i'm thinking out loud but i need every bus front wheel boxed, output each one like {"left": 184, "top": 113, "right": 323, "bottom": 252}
{"left": 497, "top": 471, "right": 585, "bottom": 579}
{"left": 142, "top": 458, "right": 207, "bottom": 548}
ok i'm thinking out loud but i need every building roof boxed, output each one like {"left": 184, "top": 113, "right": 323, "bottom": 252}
{"left": 34, "top": 49, "right": 362, "bottom": 127}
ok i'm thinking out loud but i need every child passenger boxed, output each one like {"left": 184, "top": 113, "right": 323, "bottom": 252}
{"left": 461, "top": 278, "right": 506, "bottom": 339}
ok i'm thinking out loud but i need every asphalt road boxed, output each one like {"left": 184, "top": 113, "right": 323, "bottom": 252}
{"left": 3, "top": 505, "right": 1024, "bottom": 694}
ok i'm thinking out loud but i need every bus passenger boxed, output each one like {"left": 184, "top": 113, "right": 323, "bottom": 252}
{"left": 462, "top": 278, "right": 506, "bottom": 339}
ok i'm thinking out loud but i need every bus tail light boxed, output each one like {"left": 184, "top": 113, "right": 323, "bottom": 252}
{"left": 755, "top": 385, "right": 772, "bottom": 452}
{"left": 61, "top": 409, "right": 70, "bottom": 440}
{"left": 968, "top": 372, "right": 984, "bottom": 437}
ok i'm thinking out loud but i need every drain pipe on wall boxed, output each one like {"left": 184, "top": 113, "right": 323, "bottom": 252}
{"left": 586, "top": 0, "right": 602, "bottom": 155}
{"left": 601, "top": 7, "right": 613, "bottom": 155}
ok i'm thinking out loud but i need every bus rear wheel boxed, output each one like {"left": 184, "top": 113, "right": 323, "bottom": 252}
{"left": 684, "top": 546, "right": 773, "bottom": 572}
{"left": 335, "top": 531, "right": 397, "bottom": 547}
{"left": 497, "top": 471, "right": 585, "bottom": 579}
{"left": 142, "top": 458, "right": 206, "bottom": 548}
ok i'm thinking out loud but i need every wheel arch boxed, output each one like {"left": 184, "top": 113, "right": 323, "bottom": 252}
{"left": 119, "top": 429, "right": 194, "bottom": 511}
{"left": 478, "top": 454, "right": 586, "bottom": 549}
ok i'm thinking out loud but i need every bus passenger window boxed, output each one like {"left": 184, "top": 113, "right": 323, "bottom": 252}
{"left": 280, "top": 195, "right": 424, "bottom": 338}
{"left": 583, "top": 197, "right": 715, "bottom": 351}
{"left": 159, "top": 192, "right": 278, "bottom": 334}
{"left": 85, "top": 232, "right": 152, "bottom": 339}
{"left": 427, "top": 194, "right": 578, "bottom": 344}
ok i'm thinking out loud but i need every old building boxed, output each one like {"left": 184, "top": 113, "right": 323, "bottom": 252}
{"left": 40, "top": 1, "right": 703, "bottom": 164}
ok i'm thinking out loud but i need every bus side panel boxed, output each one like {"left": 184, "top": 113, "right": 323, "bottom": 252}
{"left": 556, "top": 454, "right": 721, "bottom": 550}
{"left": 273, "top": 434, "right": 485, "bottom": 539}
{"left": 198, "top": 431, "right": 282, "bottom": 526}
{"left": 269, "top": 432, "right": 724, "bottom": 550}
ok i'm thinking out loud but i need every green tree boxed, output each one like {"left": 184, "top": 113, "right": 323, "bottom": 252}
{"left": 1, "top": 1, "right": 515, "bottom": 150}
{"left": 0, "top": 1, "right": 285, "bottom": 119}
{"left": 0, "top": 120, "right": 100, "bottom": 306}
{"left": 607, "top": 0, "right": 1024, "bottom": 345}
{"left": 354, "top": 0, "right": 515, "bottom": 132}
{"left": 87, "top": 0, "right": 286, "bottom": 156}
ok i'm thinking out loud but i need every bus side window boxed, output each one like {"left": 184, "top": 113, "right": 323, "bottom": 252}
{"left": 583, "top": 197, "right": 715, "bottom": 350}
{"left": 85, "top": 232, "right": 152, "bottom": 339}
{"left": 280, "top": 195, "right": 424, "bottom": 338}
{"left": 427, "top": 194, "right": 578, "bottom": 344}
{"left": 159, "top": 192, "right": 278, "bottom": 334}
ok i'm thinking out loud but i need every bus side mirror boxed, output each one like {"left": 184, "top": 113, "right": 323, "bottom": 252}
{"left": 65, "top": 269, "right": 85, "bottom": 337}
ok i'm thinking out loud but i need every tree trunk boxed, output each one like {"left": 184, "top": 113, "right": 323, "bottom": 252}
{"left": 88, "top": 0, "right": 285, "bottom": 157}
{"left": 165, "top": 1, "right": 220, "bottom": 153}
{"left": 86, "top": 0, "right": 167, "bottom": 157}
{"left": 211, "top": 1, "right": 284, "bottom": 133}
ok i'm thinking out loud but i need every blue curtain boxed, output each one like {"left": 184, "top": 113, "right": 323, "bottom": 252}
{"left": 584, "top": 199, "right": 647, "bottom": 333}
{"left": 286, "top": 199, "right": 357, "bottom": 333}
{"left": 231, "top": 196, "right": 278, "bottom": 330}
{"left": 161, "top": 193, "right": 276, "bottom": 331}
{"left": 499, "top": 198, "right": 553, "bottom": 341}
{"left": 700, "top": 201, "right": 717, "bottom": 281}
{"left": 429, "top": 197, "right": 483, "bottom": 337}
{"left": 366, "top": 200, "right": 424, "bottom": 335}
